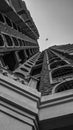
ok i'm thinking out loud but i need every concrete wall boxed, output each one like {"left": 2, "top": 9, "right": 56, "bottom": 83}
{"left": 0, "top": 112, "right": 32, "bottom": 130}
{"left": 0, "top": 73, "right": 41, "bottom": 130}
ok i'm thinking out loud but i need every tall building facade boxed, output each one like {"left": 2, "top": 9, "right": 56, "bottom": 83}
{"left": 0, "top": 0, "right": 73, "bottom": 130}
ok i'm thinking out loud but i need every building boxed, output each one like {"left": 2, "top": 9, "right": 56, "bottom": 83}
{"left": 0, "top": 0, "right": 73, "bottom": 130}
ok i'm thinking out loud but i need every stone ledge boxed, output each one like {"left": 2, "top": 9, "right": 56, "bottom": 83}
{"left": 39, "top": 90, "right": 73, "bottom": 121}
{"left": 0, "top": 92, "right": 39, "bottom": 130}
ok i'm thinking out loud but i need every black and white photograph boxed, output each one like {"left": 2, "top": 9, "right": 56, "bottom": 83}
{"left": 0, "top": 0, "right": 73, "bottom": 130}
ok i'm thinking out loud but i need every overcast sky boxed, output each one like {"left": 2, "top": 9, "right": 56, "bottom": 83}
{"left": 24, "top": 0, "right": 73, "bottom": 51}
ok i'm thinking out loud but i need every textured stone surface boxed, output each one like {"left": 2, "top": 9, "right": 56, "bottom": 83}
{"left": 0, "top": 112, "right": 32, "bottom": 130}
{"left": 39, "top": 51, "right": 52, "bottom": 96}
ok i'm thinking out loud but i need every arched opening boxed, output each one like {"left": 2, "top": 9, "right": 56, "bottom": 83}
{"left": 30, "top": 49, "right": 34, "bottom": 55}
{"left": 55, "top": 80, "right": 73, "bottom": 93}
{"left": 52, "top": 66, "right": 73, "bottom": 79}
{"left": 30, "top": 64, "right": 42, "bottom": 76}
{"left": 22, "top": 40, "right": 25, "bottom": 46}
{"left": 18, "top": 50, "right": 26, "bottom": 63}
{"left": 12, "top": 37, "right": 19, "bottom": 46}
{"left": 18, "top": 39, "right": 23, "bottom": 46}
{"left": 2, "top": 52, "right": 17, "bottom": 71}
{"left": 4, "top": 15, "right": 12, "bottom": 27}
{"left": 47, "top": 51, "right": 57, "bottom": 60}
{"left": 0, "top": 12, "right": 5, "bottom": 23}
{"left": 12, "top": 22, "right": 17, "bottom": 30}
{"left": 0, "top": 34, "right": 5, "bottom": 46}
{"left": 49, "top": 57, "right": 61, "bottom": 63}
{"left": 50, "top": 60, "right": 67, "bottom": 69}
{"left": 17, "top": 26, "right": 21, "bottom": 32}
{"left": 26, "top": 49, "right": 30, "bottom": 58}
{"left": 29, "top": 49, "right": 33, "bottom": 56}
{"left": 3, "top": 34, "right": 13, "bottom": 47}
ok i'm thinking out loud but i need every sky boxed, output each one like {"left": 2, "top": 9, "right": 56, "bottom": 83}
{"left": 24, "top": 0, "right": 73, "bottom": 51}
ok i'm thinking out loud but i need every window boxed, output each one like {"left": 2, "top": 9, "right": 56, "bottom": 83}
{"left": 18, "top": 50, "right": 26, "bottom": 63}
{"left": 4, "top": 15, "right": 12, "bottom": 27}
{"left": 49, "top": 57, "right": 61, "bottom": 63}
{"left": 12, "top": 37, "right": 19, "bottom": 46}
{"left": 17, "top": 26, "right": 21, "bottom": 32}
{"left": 0, "top": 34, "right": 4, "bottom": 46}
{"left": 22, "top": 40, "right": 25, "bottom": 46}
{"left": 3, "top": 52, "right": 17, "bottom": 71}
{"left": 24, "top": 64, "right": 31, "bottom": 68}
{"left": 50, "top": 60, "right": 67, "bottom": 69}
{"left": 26, "top": 41, "right": 30, "bottom": 46}
{"left": 20, "top": 67, "right": 28, "bottom": 72}
{"left": 3, "top": 34, "right": 13, "bottom": 46}
{"left": 26, "top": 49, "right": 30, "bottom": 57}
{"left": 52, "top": 66, "right": 73, "bottom": 79}
{"left": 55, "top": 80, "right": 73, "bottom": 93}
{"left": 30, "top": 65, "right": 42, "bottom": 76}
{"left": 27, "top": 62, "right": 33, "bottom": 65}
{"left": 18, "top": 39, "right": 23, "bottom": 46}
{"left": 0, "top": 13, "right": 4, "bottom": 23}
{"left": 12, "top": 22, "right": 17, "bottom": 30}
